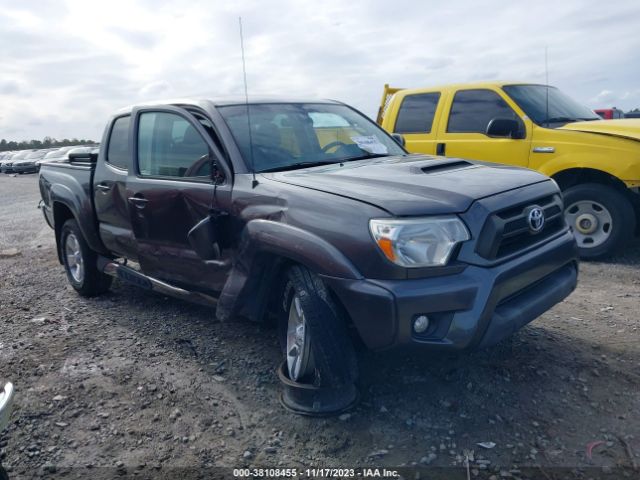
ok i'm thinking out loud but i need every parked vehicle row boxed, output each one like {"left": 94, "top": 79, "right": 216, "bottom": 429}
{"left": 0, "top": 145, "right": 99, "bottom": 174}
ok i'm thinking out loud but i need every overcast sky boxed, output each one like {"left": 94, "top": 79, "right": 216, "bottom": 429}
{"left": 1, "top": 0, "right": 639, "bottom": 141}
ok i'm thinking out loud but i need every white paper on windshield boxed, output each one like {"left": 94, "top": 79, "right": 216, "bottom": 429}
{"left": 350, "top": 135, "right": 388, "bottom": 155}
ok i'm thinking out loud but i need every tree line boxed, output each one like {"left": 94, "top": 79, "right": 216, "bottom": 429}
{"left": 0, "top": 137, "right": 98, "bottom": 152}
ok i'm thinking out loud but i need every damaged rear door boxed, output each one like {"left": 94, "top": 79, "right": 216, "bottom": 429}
{"left": 127, "top": 106, "right": 231, "bottom": 292}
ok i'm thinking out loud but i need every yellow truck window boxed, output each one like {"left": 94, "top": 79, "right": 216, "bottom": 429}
{"left": 447, "top": 89, "right": 518, "bottom": 134}
{"left": 394, "top": 93, "right": 440, "bottom": 134}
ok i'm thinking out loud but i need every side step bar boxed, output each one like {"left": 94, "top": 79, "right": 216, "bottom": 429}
{"left": 98, "top": 257, "right": 218, "bottom": 307}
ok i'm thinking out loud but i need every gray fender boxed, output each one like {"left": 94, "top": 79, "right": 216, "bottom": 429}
{"left": 50, "top": 184, "right": 106, "bottom": 262}
{"left": 216, "top": 219, "right": 363, "bottom": 322}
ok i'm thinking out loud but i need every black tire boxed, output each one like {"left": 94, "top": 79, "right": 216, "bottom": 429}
{"left": 563, "top": 183, "right": 636, "bottom": 259}
{"left": 60, "top": 219, "right": 112, "bottom": 297}
{"left": 278, "top": 265, "right": 358, "bottom": 386}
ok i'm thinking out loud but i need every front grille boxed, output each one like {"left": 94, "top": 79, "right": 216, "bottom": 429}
{"left": 475, "top": 194, "right": 566, "bottom": 260}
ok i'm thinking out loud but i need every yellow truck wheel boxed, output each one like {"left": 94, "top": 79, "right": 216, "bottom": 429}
{"left": 563, "top": 183, "right": 635, "bottom": 259}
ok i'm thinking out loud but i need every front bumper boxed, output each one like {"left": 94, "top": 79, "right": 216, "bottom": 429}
{"left": 0, "top": 382, "right": 14, "bottom": 431}
{"left": 324, "top": 229, "right": 578, "bottom": 351}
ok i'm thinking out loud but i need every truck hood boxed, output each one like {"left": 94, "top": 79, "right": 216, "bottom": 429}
{"left": 560, "top": 119, "right": 640, "bottom": 141}
{"left": 265, "top": 155, "right": 550, "bottom": 216}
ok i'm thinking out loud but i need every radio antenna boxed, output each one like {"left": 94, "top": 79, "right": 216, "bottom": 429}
{"left": 239, "top": 16, "right": 258, "bottom": 188}
{"left": 545, "top": 46, "right": 549, "bottom": 128}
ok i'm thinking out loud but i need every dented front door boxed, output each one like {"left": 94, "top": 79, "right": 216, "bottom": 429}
{"left": 127, "top": 106, "right": 230, "bottom": 292}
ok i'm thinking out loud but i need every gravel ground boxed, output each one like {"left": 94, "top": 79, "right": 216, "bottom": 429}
{"left": 1, "top": 174, "right": 639, "bottom": 479}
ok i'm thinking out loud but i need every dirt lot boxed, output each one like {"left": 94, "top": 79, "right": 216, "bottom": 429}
{"left": 1, "top": 174, "right": 639, "bottom": 479}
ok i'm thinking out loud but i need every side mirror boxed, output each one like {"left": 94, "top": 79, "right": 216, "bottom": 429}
{"left": 486, "top": 118, "right": 525, "bottom": 139}
{"left": 391, "top": 133, "right": 406, "bottom": 146}
{"left": 187, "top": 215, "right": 221, "bottom": 260}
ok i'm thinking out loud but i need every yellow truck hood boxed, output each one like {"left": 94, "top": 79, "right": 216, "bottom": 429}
{"left": 560, "top": 119, "right": 640, "bottom": 141}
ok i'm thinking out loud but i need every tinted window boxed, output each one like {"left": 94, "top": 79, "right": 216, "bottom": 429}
{"left": 107, "top": 116, "right": 131, "bottom": 169}
{"left": 394, "top": 93, "right": 440, "bottom": 133}
{"left": 137, "top": 112, "right": 210, "bottom": 179}
{"left": 447, "top": 89, "right": 518, "bottom": 134}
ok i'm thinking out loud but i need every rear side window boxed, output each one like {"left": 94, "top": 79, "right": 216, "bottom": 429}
{"left": 107, "top": 116, "right": 131, "bottom": 169}
{"left": 137, "top": 111, "right": 210, "bottom": 179}
{"left": 394, "top": 93, "right": 440, "bottom": 133}
{"left": 447, "top": 89, "right": 517, "bottom": 134}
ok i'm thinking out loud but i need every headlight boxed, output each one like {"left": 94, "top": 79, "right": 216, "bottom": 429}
{"left": 369, "top": 216, "right": 470, "bottom": 267}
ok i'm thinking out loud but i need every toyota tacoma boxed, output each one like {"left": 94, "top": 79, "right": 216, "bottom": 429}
{"left": 39, "top": 98, "right": 578, "bottom": 392}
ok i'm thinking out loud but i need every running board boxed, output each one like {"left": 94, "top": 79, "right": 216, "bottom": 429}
{"left": 98, "top": 257, "right": 218, "bottom": 307}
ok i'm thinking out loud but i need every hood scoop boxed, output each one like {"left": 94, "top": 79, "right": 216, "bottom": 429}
{"left": 419, "top": 160, "right": 473, "bottom": 174}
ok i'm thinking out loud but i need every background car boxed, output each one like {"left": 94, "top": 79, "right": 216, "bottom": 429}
{"left": 594, "top": 108, "right": 626, "bottom": 119}
{"left": 1, "top": 150, "right": 33, "bottom": 174}
{"left": 0, "top": 152, "right": 16, "bottom": 172}
{"left": 35, "top": 145, "right": 96, "bottom": 171}
{"left": 35, "top": 146, "right": 76, "bottom": 170}
{"left": 0, "top": 382, "right": 14, "bottom": 480}
{"left": 13, "top": 149, "right": 48, "bottom": 174}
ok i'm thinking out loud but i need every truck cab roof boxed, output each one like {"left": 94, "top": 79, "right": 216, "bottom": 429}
{"left": 116, "top": 97, "right": 343, "bottom": 115}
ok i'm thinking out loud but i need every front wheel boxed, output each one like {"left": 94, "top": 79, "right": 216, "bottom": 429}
{"left": 278, "top": 265, "right": 358, "bottom": 387}
{"left": 60, "top": 219, "right": 112, "bottom": 297}
{"left": 563, "top": 183, "right": 636, "bottom": 259}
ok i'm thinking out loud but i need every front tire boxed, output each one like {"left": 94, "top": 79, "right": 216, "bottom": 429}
{"left": 278, "top": 265, "right": 358, "bottom": 386}
{"left": 60, "top": 219, "right": 112, "bottom": 297}
{"left": 563, "top": 183, "right": 636, "bottom": 259}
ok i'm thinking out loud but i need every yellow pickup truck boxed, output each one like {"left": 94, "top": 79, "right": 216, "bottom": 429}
{"left": 378, "top": 82, "right": 640, "bottom": 258}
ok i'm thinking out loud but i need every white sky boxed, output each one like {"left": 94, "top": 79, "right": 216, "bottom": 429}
{"left": 1, "top": 0, "right": 639, "bottom": 141}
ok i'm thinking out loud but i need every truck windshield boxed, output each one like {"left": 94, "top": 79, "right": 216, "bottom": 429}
{"left": 503, "top": 85, "right": 600, "bottom": 126}
{"left": 218, "top": 103, "right": 406, "bottom": 172}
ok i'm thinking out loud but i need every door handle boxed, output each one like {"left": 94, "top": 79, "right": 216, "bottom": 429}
{"left": 436, "top": 143, "right": 446, "bottom": 155}
{"left": 128, "top": 196, "right": 148, "bottom": 209}
{"left": 96, "top": 183, "right": 111, "bottom": 192}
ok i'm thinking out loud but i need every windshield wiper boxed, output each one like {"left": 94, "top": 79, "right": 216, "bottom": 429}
{"left": 339, "top": 153, "right": 391, "bottom": 162}
{"left": 259, "top": 153, "right": 393, "bottom": 173}
{"left": 259, "top": 160, "right": 340, "bottom": 173}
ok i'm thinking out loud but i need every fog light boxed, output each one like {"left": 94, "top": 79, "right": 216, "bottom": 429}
{"left": 413, "top": 315, "right": 430, "bottom": 333}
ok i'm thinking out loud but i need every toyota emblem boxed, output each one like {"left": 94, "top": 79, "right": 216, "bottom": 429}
{"left": 527, "top": 206, "right": 545, "bottom": 233}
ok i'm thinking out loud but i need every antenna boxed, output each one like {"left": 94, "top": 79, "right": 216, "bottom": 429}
{"left": 239, "top": 16, "right": 258, "bottom": 188}
{"left": 545, "top": 46, "right": 549, "bottom": 127}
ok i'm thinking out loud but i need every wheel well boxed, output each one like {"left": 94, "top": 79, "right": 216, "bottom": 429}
{"left": 52, "top": 202, "right": 75, "bottom": 264}
{"left": 259, "top": 255, "right": 356, "bottom": 332}
{"left": 552, "top": 168, "right": 628, "bottom": 192}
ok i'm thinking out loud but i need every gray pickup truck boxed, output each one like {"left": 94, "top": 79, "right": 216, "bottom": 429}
{"left": 39, "top": 98, "right": 578, "bottom": 394}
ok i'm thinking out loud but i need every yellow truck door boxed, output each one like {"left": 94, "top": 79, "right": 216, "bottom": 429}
{"left": 382, "top": 90, "right": 445, "bottom": 155}
{"left": 435, "top": 88, "right": 532, "bottom": 167}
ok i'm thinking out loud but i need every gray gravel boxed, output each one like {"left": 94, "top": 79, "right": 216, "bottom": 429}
{"left": 1, "top": 174, "right": 639, "bottom": 478}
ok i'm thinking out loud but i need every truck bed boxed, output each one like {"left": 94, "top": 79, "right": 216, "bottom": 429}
{"left": 39, "top": 159, "right": 105, "bottom": 259}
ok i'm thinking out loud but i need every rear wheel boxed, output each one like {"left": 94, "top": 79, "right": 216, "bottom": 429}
{"left": 278, "top": 265, "right": 358, "bottom": 386}
{"left": 60, "top": 219, "right": 112, "bottom": 296}
{"left": 563, "top": 183, "right": 635, "bottom": 259}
